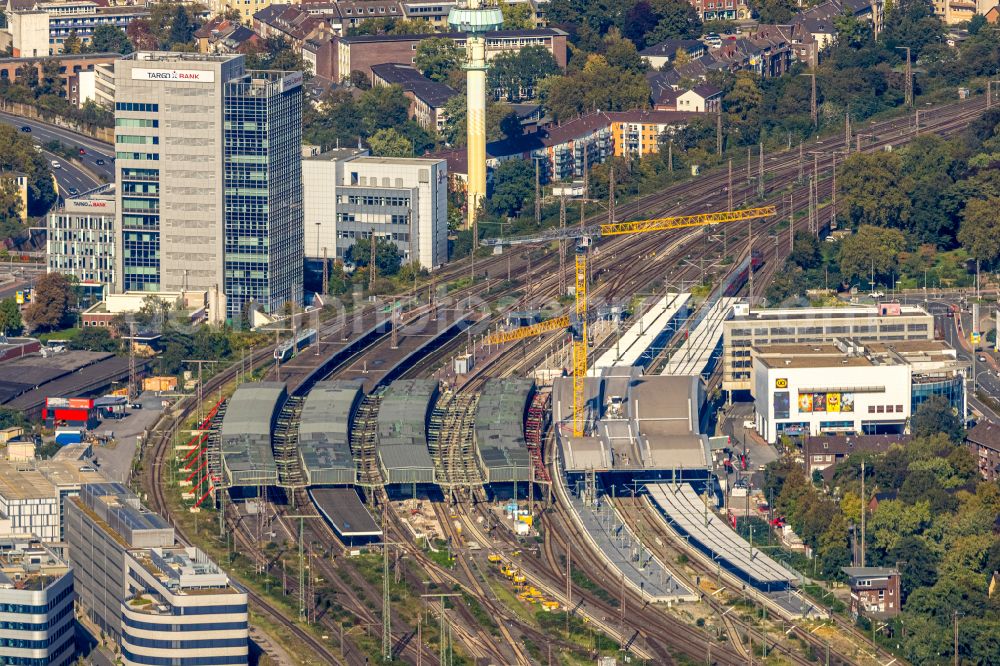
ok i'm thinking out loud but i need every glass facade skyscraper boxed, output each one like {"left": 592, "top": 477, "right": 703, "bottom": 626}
{"left": 224, "top": 72, "right": 303, "bottom": 321}
{"left": 113, "top": 53, "right": 303, "bottom": 324}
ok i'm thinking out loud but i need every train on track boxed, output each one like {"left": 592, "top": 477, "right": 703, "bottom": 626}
{"left": 273, "top": 328, "right": 317, "bottom": 361}
{"left": 721, "top": 249, "right": 764, "bottom": 298}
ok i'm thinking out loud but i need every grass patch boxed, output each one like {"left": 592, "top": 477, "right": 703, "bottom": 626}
{"left": 570, "top": 567, "right": 619, "bottom": 607}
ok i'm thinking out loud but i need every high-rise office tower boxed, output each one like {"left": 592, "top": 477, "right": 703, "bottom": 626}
{"left": 113, "top": 52, "right": 303, "bottom": 324}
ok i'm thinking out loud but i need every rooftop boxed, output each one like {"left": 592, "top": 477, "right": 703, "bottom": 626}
{"left": 0, "top": 539, "right": 69, "bottom": 590}
{"left": 731, "top": 304, "right": 931, "bottom": 322}
{"left": 338, "top": 27, "right": 565, "bottom": 44}
{"left": 370, "top": 63, "right": 457, "bottom": 108}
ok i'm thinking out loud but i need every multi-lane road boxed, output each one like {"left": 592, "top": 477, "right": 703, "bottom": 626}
{"left": 0, "top": 110, "right": 113, "bottom": 196}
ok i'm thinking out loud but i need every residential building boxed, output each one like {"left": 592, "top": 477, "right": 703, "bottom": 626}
{"left": 792, "top": 0, "right": 884, "bottom": 50}
{"left": 371, "top": 62, "right": 457, "bottom": 132}
{"left": 194, "top": 17, "right": 262, "bottom": 55}
{"left": 1, "top": 0, "right": 148, "bottom": 57}
{"left": 803, "top": 434, "right": 907, "bottom": 480}
{"left": 252, "top": 3, "right": 337, "bottom": 50}
{"left": 327, "top": 27, "right": 567, "bottom": 82}
{"left": 685, "top": 0, "right": 750, "bottom": 21}
{"left": 92, "top": 60, "right": 114, "bottom": 108}
{"left": 653, "top": 82, "right": 723, "bottom": 113}
{"left": 0, "top": 52, "right": 117, "bottom": 98}
{"left": 723, "top": 303, "right": 936, "bottom": 392}
{"left": 400, "top": 0, "right": 455, "bottom": 27}
{"left": 302, "top": 146, "right": 448, "bottom": 268}
{"left": 751, "top": 339, "right": 966, "bottom": 443}
{"left": 0, "top": 459, "right": 105, "bottom": 542}
{"left": 65, "top": 482, "right": 249, "bottom": 665}
{"left": 639, "top": 38, "right": 706, "bottom": 69}
{"left": 842, "top": 567, "right": 901, "bottom": 620}
{"left": 0, "top": 539, "right": 75, "bottom": 666}
{"left": 47, "top": 184, "right": 115, "bottom": 288}
{"left": 435, "top": 110, "right": 696, "bottom": 184}
{"left": 966, "top": 420, "right": 1000, "bottom": 481}
{"left": 930, "top": 0, "right": 991, "bottom": 24}
{"left": 111, "top": 52, "right": 303, "bottom": 324}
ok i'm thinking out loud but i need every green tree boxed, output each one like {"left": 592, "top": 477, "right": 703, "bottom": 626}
{"left": 488, "top": 45, "right": 560, "bottom": 101}
{"left": 0, "top": 407, "right": 25, "bottom": 430}
{"left": 69, "top": 326, "right": 117, "bottom": 352}
{"left": 346, "top": 237, "right": 402, "bottom": 276}
{"left": 23, "top": 273, "right": 74, "bottom": 332}
{"left": 880, "top": 0, "right": 944, "bottom": 59}
{"left": 489, "top": 159, "right": 535, "bottom": 217}
{"left": 500, "top": 0, "right": 535, "bottom": 29}
{"left": 958, "top": 196, "right": 1000, "bottom": 264}
{"left": 602, "top": 28, "right": 645, "bottom": 74}
{"left": 643, "top": 0, "right": 703, "bottom": 43}
{"left": 887, "top": 535, "right": 938, "bottom": 599}
{"left": 0, "top": 298, "right": 22, "bottom": 335}
{"left": 245, "top": 36, "right": 310, "bottom": 73}
{"left": 539, "top": 55, "right": 650, "bottom": 122}
{"left": 789, "top": 231, "right": 821, "bottom": 270}
{"left": 868, "top": 499, "right": 932, "bottom": 554}
{"left": 357, "top": 85, "right": 411, "bottom": 135}
{"left": 168, "top": 5, "right": 196, "bottom": 47}
{"left": 0, "top": 178, "right": 23, "bottom": 242}
{"left": 837, "top": 225, "right": 907, "bottom": 282}
{"left": 750, "top": 0, "right": 796, "bottom": 23}
{"left": 910, "top": 395, "right": 964, "bottom": 442}
{"left": 837, "top": 152, "right": 909, "bottom": 227}
{"left": 36, "top": 60, "right": 63, "bottom": 97}
{"left": 414, "top": 38, "right": 462, "bottom": 83}
{"left": 125, "top": 20, "right": 158, "bottom": 52}
{"left": 834, "top": 10, "right": 872, "bottom": 49}
{"left": 61, "top": 30, "right": 82, "bottom": 55}
{"left": 368, "top": 127, "right": 413, "bottom": 157}
{"left": 969, "top": 13, "right": 987, "bottom": 35}
{"left": 87, "top": 24, "right": 133, "bottom": 54}
{"left": 723, "top": 71, "right": 763, "bottom": 145}
{"left": 442, "top": 96, "right": 517, "bottom": 146}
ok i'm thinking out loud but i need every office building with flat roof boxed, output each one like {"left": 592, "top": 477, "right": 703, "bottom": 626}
{"left": 46, "top": 185, "right": 115, "bottom": 288}
{"left": 65, "top": 483, "right": 248, "bottom": 665}
{"left": 112, "top": 51, "right": 303, "bottom": 323}
{"left": 722, "top": 303, "right": 935, "bottom": 392}
{"left": 0, "top": 539, "right": 75, "bottom": 666}
{"left": 302, "top": 146, "right": 448, "bottom": 269}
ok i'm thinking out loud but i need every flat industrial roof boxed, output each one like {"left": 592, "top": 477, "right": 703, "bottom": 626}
{"left": 299, "top": 381, "right": 361, "bottom": 484}
{"left": 0, "top": 351, "right": 112, "bottom": 388}
{"left": 310, "top": 488, "right": 381, "bottom": 537}
{"left": 630, "top": 376, "right": 707, "bottom": 469}
{"left": 662, "top": 298, "right": 737, "bottom": 377}
{"left": 220, "top": 382, "right": 285, "bottom": 486}
{"left": 732, "top": 305, "right": 930, "bottom": 322}
{"left": 592, "top": 293, "right": 690, "bottom": 373}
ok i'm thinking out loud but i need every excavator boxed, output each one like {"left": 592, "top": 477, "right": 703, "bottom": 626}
{"left": 485, "top": 206, "right": 776, "bottom": 438}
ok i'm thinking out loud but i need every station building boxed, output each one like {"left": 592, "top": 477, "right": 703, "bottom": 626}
{"left": 723, "top": 303, "right": 935, "bottom": 393}
{"left": 752, "top": 339, "right": 967, "bottom": 443}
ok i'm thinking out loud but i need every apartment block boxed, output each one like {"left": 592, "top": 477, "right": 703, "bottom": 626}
{"left": 2, "top": 0, "right": 148, "bottom": 57}
{"left": 65, "top": 483, "right": 248, "bottom": 665}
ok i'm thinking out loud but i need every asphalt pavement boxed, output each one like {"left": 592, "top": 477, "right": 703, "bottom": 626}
{"left": 0, "top": 110, "right": 113, "bottom": 197}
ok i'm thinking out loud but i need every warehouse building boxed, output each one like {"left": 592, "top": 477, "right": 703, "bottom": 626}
{"left": 376, "top": 379, "right": 438, "bottom": 486}
{"left": 220, "top": 382, "right": 287, "bottom": 487}
{"left": 0, "top": 539, "right": 75, "bottom": 666}
{"left": 723, "top": 303, "right": 935, "bottom": 392}
{"left": 474, "top": 379, "right": 534, "bottom": 484}
{"left": 298, "top": 380, "right": 362, "bottom": 486}
{"left": 752, "top": 339, "right": 967, "bottom": 443}
{"left": 65, "top": 483, "right": 248, "bottom": 665}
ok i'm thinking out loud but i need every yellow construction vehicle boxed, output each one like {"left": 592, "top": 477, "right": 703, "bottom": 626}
{"left": 540, "top": 600, "right": 560, "bottom": 612}
{"left": 485, "top": 205, "right": 775, "bottom": 438}
{"left": 487, "top": 553, "right": 503, "bottom": 563}
{"left": 512, "top": 571, "right": 527, "bottom": 585}
{"left": 500, "top": 564, "right": 516, "bottom": 578}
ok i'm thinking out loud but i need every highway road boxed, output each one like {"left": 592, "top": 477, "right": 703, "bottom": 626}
{"left": 0, "top": 110, "right": 112, "bottom": 197}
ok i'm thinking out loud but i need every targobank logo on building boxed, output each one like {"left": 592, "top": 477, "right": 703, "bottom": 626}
{"left": 132, "top": 68, "right": 215, "bottom": 83}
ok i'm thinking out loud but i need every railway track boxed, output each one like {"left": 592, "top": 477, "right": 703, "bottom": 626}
{"left": 141, "top": 94, "right": 991, "bottom": 665}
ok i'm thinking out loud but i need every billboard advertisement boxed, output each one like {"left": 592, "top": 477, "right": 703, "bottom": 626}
{"left": 773, "top": 391, "right": 790, "bottom": 419}
{"left": 797, "top": 392, "right": 855, "bottom": 413}
{"left": 132, "top": 68, "right": 215, "bottom": 83}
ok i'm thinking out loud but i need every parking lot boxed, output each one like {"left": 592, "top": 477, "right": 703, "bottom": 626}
{"left": 89, "top": 392, "right": 165, "bottom": 484}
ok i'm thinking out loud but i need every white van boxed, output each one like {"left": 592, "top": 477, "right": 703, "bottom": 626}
{"left": 50, "top": 160, "right": 61, "bottom": 169}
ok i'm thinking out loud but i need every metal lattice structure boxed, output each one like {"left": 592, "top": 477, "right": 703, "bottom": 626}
{"left": 572, "top": 251, "right": 588, "bottom": 437}
{"left": 599, "top": 206, "right": 775, "bottom": 236}
{"left": 484, "top": 315, "right": 570, "bottom": 346}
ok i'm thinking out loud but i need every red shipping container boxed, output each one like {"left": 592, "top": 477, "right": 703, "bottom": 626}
{"left": 68, "top": 398, "right": 93, "bottom": 409}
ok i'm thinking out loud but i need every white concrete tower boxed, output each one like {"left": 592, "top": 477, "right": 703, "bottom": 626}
{"left": 448, "top": 0, "right": 503, "bottom": 231}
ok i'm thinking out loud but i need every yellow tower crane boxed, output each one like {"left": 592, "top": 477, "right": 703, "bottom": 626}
{"left": 485, "top": 205, "right": 775, "bottom": 437}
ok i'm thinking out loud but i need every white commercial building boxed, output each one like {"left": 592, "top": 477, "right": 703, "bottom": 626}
{"left": 46, "top": 185, "right": 115, "bottom": 288}
{"left": 0, "top": 539, "right": 75, "bottom": 666}
{"left": 303, "top": 146, "right": 448, "bottom": 270}
{"left": 0, "top": 459, "right": 106, "bottom": 542}
{"left": 752, "top": 339, "right": 967, "bottom": 443}
{"left": 723, "top": 303, "right": 935, "bottom": 392}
